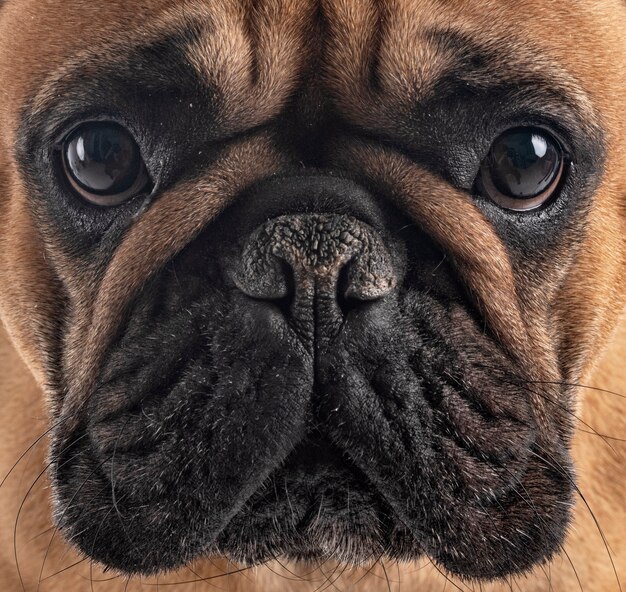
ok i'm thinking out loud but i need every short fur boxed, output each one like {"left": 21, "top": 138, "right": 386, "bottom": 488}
{"left": 0, "top": 0, "right": 625, "bottom": 590}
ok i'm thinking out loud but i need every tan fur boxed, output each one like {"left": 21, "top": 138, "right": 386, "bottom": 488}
{"left": 1, "top": 0, "right": 624, "bottom": 590}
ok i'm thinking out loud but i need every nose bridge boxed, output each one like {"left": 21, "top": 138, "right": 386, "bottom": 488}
{"left": 234, "top": 213, "right": 397, "bottom": 304}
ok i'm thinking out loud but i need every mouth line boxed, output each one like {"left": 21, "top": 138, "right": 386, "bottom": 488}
{"left": 210, "top": 437, "right": 423, "bottom": 566}
{"left": 85, "top": 364, "right": 532, "bottom": 517}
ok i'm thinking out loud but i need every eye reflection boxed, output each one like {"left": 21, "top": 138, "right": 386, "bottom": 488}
{"left": 478, "top": 128, "right": 564, "bottom": 211}
{"left": 61, "top": 122, "right": 150, "bottom": 206}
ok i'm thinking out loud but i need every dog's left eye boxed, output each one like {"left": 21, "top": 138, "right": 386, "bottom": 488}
{"left": 477, "top": 127, "right": 565, "bottom": 211}
{"left": 61, "top": 122, "right": 150, "bottom": 206}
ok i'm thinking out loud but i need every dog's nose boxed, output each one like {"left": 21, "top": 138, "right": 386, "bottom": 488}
{"left": 233, "top": 214, "right": 396, "bottom": 313}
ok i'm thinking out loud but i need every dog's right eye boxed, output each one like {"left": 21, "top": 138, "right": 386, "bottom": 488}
{"left": 61, "top": 122, "right": 150, "bottom": 206}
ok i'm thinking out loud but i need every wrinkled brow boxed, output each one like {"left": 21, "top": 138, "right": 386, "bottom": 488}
{"left": 24, "top": 13, "right": 600, "bottom": 152}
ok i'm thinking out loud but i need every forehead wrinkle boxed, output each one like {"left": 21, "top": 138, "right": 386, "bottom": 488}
{"left": 427, "top": 26, "right": 598, "bottom": 122}
{"left": 183, "top": 0, "right": 316, "bottom": 130}
{"left": 25, "top": 3, "right": 598, "bottom": 142}
{"left": 25, "top": 1, "right": 246, "bottom": 128}
{"left": 376, "top": 2, "right": 456, "bottom": 103}
{"left": 323, "top": 3, "right": 599, "bottom": 134}
{"left": 183, "top": 1, "right": 252, "bottom": 97}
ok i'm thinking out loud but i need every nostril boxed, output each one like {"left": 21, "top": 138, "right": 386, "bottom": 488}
{"left": 337, "top": 257, "right": 361, "bottom": 316}
{"left": 270, "top": 258, "right": 295, "bottom": 317}
{"left": 336, "top": 255, "right": 395, "bottom": 316}
{"left": 234, "top": 253, "right": 296, "bottom": 314}
{"left": 234, "top": 213, "right": 398, "bottom": 318}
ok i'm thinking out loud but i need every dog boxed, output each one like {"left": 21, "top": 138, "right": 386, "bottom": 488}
{"left": 1, "top": 0, "right": 625, "bottom": 590}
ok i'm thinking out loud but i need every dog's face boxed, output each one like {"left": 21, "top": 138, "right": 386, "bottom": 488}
{"left": 0, "top": 0, "right": 625, "bottom": 583}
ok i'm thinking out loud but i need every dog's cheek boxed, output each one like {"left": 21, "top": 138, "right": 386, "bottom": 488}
{"left": 0, "top": 182, "right": 67, "bottom": 387}
{"left": 553, "top": 184, "right": 626, "bottom": 383}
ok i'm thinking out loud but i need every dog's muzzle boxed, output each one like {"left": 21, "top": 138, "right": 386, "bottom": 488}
{"left": 51, "top": 174, "right": 572, "bottom": 579}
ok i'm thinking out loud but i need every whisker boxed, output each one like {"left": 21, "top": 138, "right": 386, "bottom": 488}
{"left": 38, "top": 557, "right": 89, "bottom": 583}
{"left": 37, "top": 452, "right": 111, "bottom": 590}
{"left": 1, "top": 421, "right": 61, "bottom": 491}
{"left": 185, "top": 564, "right": 229, "bottom": 590}
{"left": 531, "top": 448, "right": 622, "bottom": 592}
{"left": 13, "top": 431, "right": 88, "bottom": 592}
{"left": 138, "top": 563, "right": 260, "bottom": 586}
{"left": 474, "top": 363, "right": 623, "bottom": 454}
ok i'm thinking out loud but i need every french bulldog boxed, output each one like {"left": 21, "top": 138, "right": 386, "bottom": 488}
{"left": 0, "top": 0, "right": 624, "bottom": 590}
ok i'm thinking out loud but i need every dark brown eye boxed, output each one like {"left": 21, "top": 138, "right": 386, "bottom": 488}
{"left": 62, "top": 122, "right": 150, "bottom": 206}
{"left": 477, "top": 127, "right": 564, "bottom": 211}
